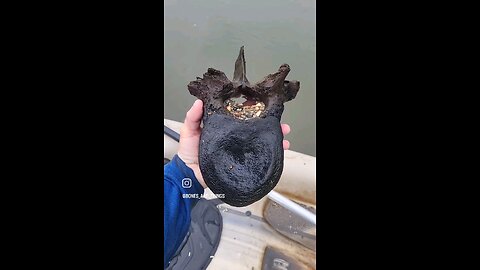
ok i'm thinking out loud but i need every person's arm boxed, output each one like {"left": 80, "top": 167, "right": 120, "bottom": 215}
{"left": 164, "top": 154, "right": 204, "bottom": 268}
{"left": 164, "top": 100, "right": 206, "bottom": 268}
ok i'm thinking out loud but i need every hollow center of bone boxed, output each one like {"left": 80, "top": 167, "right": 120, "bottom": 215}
{"left": 224, "top": 96, "right": 265, "bottom": 120}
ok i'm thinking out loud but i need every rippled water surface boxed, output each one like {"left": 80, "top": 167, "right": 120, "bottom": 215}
{"left": 164, "top": 0, "right": 316, "bottom": 156}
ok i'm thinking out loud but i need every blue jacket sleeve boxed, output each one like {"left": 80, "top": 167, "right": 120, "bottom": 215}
{"left": 164, "top": 155, "right": 204, "bottom": 268}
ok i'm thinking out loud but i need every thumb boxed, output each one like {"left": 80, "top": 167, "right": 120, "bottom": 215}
{"left": 183, "top": 99, "right": 203, "bottom": 133}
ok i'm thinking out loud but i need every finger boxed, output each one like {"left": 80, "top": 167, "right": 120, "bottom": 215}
{"left": 183, "top": 100, "right": 203, "bottom": 132}
{"left": 281, "top": 124, "right": 291, "bottom": 135}
{"left": 283, "top": 140, "right": 290, "bottom": 150}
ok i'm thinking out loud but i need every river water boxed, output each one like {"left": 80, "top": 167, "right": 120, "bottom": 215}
{"left": 164, "top": 0, "right": 316, "bottom": 156}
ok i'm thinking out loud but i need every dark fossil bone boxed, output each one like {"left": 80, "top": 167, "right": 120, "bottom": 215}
{"left": 187, "top": 46, "right": 300, "bottom": 207}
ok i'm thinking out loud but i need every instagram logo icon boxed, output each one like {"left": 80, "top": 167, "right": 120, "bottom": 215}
{"left": 182, "top": 178, "right": 192, "bottom": 188}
